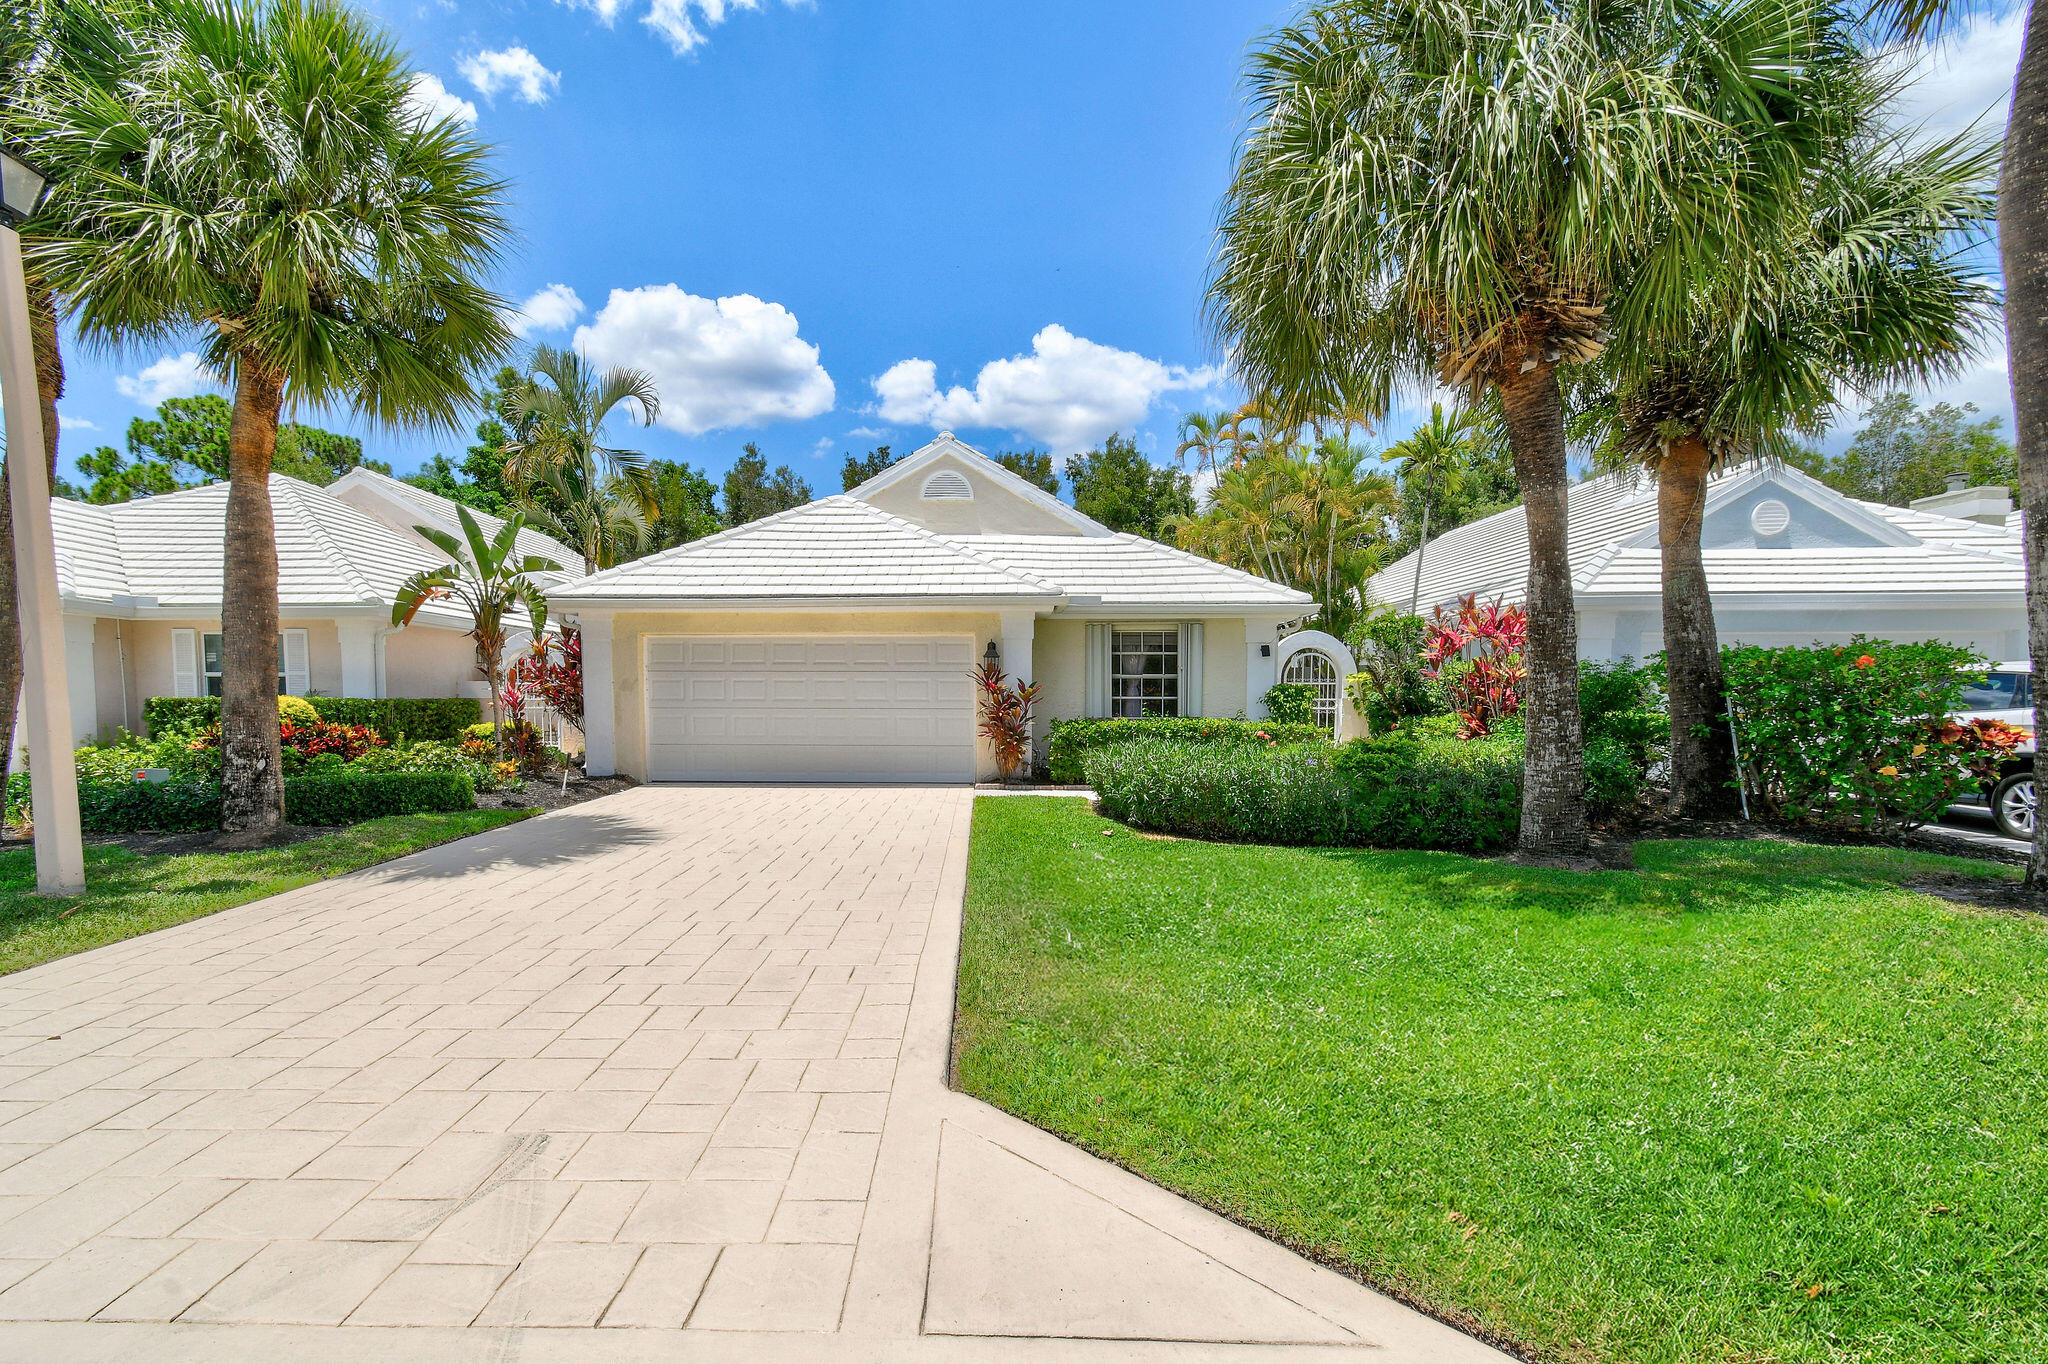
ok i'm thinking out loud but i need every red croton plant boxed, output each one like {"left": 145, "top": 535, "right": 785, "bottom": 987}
{"left": 1422, "top": 594, "right": 1529, "bottom": 738}
{"left": 506, "top": 629, "right": 583, "bottom": 733}
{"left": 973, "top": 658, "right": 1043, "bottom": 782}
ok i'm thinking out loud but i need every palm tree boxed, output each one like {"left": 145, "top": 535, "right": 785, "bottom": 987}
{"left": 1208, "top": 0, "right": 1844, "bottom": 858}
{"left": 1595, "top": 116, "right": 1998, "bottom": 816}
{"left": 1384, "top": 404, "right": 1481, "bottom": 614}
{"left": 502, "top": 345, "right": 661, "bottom": 520}
{"left": 516, "top": 448, "right": 650, "bottom": 574}
{"left": 32, "top": 0, "right": 513, "bottom": 839}
{"left": 392, "top": 507, "right": 561, "bottom": 761}
{"left": 1174, "top": 412, "right": 1232, "bottom": 483}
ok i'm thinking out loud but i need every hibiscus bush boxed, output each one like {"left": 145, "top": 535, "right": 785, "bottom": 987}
{"left": 1720, "top": 638, "right": 2025, "bottom": 831}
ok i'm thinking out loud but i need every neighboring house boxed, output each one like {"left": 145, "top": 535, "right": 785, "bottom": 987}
{"left": 45, "top": 473, "right": 583, "bottom": 745}
{"left": 328, "top": 465, "right": 581, "bottom": 575}
{"left": 1366, "top": 462, "right": 2026, "bottom": 664}
{"left": 550, "top": 434, "right": 1317, "bottom": 783}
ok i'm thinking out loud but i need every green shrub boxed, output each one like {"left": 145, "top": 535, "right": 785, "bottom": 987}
{"left": 78, "top": 779, "right": 222, "bottom": 833}
{"left": 4, "top": 771, "right": 26, "bottom": 826}
{"left": 350, "top": 738, "right": 496, "bottom": 790}
{"left": 1262, "top": 683, "right": 1319, "bottom": 727}
{"left": 1720, "top": 637, "right": 2011, "bottom": 830}
{"left": 1583, "top": 735, "right": 1646, "bottom": 816}
{"left": 284, "top": 771, "right": 476, "bottom": 825}
{"left": 1047, "top": 717, "right": 1328, "bottom": 784}
{"left": 73, "top": 728, "right": 220, "bottom": 784}
{"left": 276, "top": 695, "right": 319, "bottom": 728}
{"left": 1345, "top": 610, "right": 1435, "bottom": 733}
{"left": 1578, "top": 659, "right": 1667, "bottom": 772}
{"left": 143, "top": 697, "right": 220, "bottom": 734}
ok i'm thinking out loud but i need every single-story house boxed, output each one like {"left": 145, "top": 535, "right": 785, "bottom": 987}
{"left": 549, "top": 434, "right": 1321, "bottom": 783}
{"left": 47, "top": 473, "right": 583, "bottom": 744}
{"left": 1365, "top": 461, "right": 2027, "bottom": 664}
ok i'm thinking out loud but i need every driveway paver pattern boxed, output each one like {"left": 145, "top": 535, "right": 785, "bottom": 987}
{"left": 0, "top": 785, "right": 1507, "bottom": 1361}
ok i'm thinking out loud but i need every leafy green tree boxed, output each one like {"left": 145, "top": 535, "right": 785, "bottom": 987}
{"left": 1208, "top": 0, "right": 1846, "bottom": 858}
{"left": 994, "top": 449, "right": 1059, "bottom": 495}
{"left": 1064, "top": 434, "right": 1193, "bottom": 537}
{"left": 722, "top": 443, "right": 812, "bottom": 525}
{"left": 840, "top": 445, "right": 896, "bottom": 491}
{"left": 405, "top": 366, "right": 523, "bottom": 514}
{"left": 59, "top": 395, "right": 389, "bottom": 503}
{"left": 639, "top": 460, "right": 723, "bottom": 554}
{"left": 35, "top": 0, "right": 514, "bottom": 838}
{"left": 1788, "top": 395, "right": 2016, "bottom": 507}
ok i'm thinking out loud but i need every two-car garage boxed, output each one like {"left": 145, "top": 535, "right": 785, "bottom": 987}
{"left": 642, "top": 635, "right": 978, "bottom": 783}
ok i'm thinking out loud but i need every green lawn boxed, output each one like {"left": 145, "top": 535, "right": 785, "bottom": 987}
{"left": 0, "top": 809, "right": 534, "bottom": 977}
{"left": 955, "top": 797, "right": 2048, "bottom": 1364}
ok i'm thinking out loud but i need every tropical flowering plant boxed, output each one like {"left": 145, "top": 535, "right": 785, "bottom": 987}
{"left": 1720, "top": 637, "right": 2014, "bottom": 830}
{"left": 1422, "top": 594, "right": 1528, "bottom": 738}
{"left": 973, "top": 658, "right": 1043, "bottom": 782}
{"left": 507, "top": 629, "right": 583, "bottom": 732}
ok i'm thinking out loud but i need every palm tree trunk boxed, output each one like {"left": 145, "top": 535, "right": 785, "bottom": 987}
{"left": 0, "top": 277, "right": 62, "bottom": 776}
{"left": 1497, "top": 358, "right": 1588, "bottom": 859}
{"left": 1658, "top": 437, "right": 1736, "bottom": 818}
{"left": 2010, "top": 0, "right": 2048, "bottom": 887}
{"left": 218, "top": 360, "right": 286, "bottom": 840}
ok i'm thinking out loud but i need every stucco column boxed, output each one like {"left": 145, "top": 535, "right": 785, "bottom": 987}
{"left": 1245, "top": 618, "right": 1280, "bottom": 719}
{"left": 63, "top": 617, "right": 96, "bottom": 745}
{"left": 579, "top": 611, "right": 616, "bottom": 777}
{"left": 999, "top": 609, "right": 1036, "bottom": 686}
{"left": 337, "top": 619, "right": 379, "bottom": 698}
{"left": 0, "top": 224, "right": 83, "bottom": 893}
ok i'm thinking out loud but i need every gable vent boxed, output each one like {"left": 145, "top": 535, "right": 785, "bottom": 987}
{"left": 1750, "top": 499, "right": 1791, "bottom": 538}
{"left": 921, "top": 470, "right": 973, "bottom": 500}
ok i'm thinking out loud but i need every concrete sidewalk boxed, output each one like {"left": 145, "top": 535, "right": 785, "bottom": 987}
{"left": 0, "top": 785, "right": 1506, "bottom": 1360}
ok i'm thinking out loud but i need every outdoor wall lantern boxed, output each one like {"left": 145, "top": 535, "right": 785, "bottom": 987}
{"left": 0, "top": 151, "right": 50, "bottom": 228}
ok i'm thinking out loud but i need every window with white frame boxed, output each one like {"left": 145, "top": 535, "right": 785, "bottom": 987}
{"left": 1281, "top": 649, "right": 1341, "bottom": 731}
{"left": 190, "top": 630, "right": 307, "bottom": 697}
{"left": 1110, "top": 628, "right": 1179, "bottom": 718}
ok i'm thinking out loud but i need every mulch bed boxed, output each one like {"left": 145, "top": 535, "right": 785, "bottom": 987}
{"left": 474, "top": 771, "right": 637, "bottom": 813}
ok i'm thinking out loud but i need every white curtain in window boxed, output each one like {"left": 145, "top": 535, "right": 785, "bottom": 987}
{"left": 1178, "top": 622, "right": 1203, "bottom": 717}
{"left": 281, "top": 629, "right": 311, "bottom": 696}
{"left": 1084, "top": 622, "right": 1110, "bottom": 718}
{"left": 170, "top": 628, "right": 199, "bottom": 697}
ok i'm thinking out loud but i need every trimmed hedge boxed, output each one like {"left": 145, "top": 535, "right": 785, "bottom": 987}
{"left": 143, "top": 696, "right": 481, "bottom": 744}
{"left": 285, "top": 772, "right": 477, "bottom": 825}
{"left": 79, "top": 780, "right": 222, "bottom": 833}
{"left": 1047, "top": 717, "right": 1328, "bottom": 784}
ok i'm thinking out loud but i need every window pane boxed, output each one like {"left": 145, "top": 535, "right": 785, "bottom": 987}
{"left": 202, "top": 633, "right": 223, "bottom": 676}
{"left": 1110, "top": 629, "right": 1180, "bottom": 719}
{"left": 1960, "top": 673, "right": 2023, "bottom": 711}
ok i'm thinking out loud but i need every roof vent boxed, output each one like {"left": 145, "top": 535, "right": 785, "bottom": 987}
{"left": 921, "top": 470, "right": 973, "bottom": 500}
{"left": 1750, "top": 498, "right": 1791, "bottom": 538}
{"left": 1945, "top": 471, "right": 1968, "bottom": 493}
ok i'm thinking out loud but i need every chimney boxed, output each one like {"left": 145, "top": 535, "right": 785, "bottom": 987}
{"left": 1910, "top": 481, "right": 2015, "bottom": 526}
{"left": 1945, "top": 471, "right": 1967, "bottom": 493}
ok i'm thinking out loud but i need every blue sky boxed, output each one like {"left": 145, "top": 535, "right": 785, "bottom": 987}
{"left": 50, "top": 0, "right": 2026, "bottom": 489}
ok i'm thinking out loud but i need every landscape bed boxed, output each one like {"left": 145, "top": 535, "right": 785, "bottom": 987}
{"left": 954, "top": 795, "right": 2048, "bottom": 1364}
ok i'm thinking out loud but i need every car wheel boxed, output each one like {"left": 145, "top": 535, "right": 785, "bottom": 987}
{"left": 1992, "top": 772, "right": 2037, "bottom": 841}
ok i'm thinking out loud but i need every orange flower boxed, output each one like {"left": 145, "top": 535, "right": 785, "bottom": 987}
{"left": 1878, "top": 764, "right": 1899, "bottom": 776}
{"left": 1854, "top": 654, "right": 1876, "bottom": 669}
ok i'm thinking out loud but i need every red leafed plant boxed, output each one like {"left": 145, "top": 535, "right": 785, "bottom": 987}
{"left": 196, "top": 720, "right": 386, "bottom": 762}
{"left": 974, "top": 658, "right": 1043, "bottom": 782}
{"left": 506, "top": 629, "right": 583, "bottom": 731}
{"left": 1422, "top": 594, "right": 1529, "bottom": 738}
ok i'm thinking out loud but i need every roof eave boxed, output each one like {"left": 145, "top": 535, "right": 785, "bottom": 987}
{"left": 551, "top": 592, "right": 1068, "bottom": 614}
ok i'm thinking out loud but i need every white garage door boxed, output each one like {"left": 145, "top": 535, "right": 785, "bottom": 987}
{"left": 645, "top": 635, "right": 976, "bottom": 782}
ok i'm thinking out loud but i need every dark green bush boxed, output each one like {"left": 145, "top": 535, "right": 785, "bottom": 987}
{"left": 1262, "top": 683, "right": 1319, "bottom": 727}
{"left": 78, "top": 779, "right": 222, "bottom": 832}
{"left": 1345, "top": 610, "right": 1436, "bottom": 733}
{"left": 1578, "top": 659, "right": 1667, "bottom": 772}
{"left": 1047, "top": 717, "right": 1327, "bottom": 784}
{"left": 284, "top": 771, "right": 476, "bottom": 825}
{"left": 143, "top": 696, "right": 481, "bottom": 744}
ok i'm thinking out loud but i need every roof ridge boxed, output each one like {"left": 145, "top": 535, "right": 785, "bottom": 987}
{"left": 273, "top": 476, "right": 381, "bottom": 604}
{"left": 840, "top": 497, "right": 1064, "bottom": 593}
{"left": 564, "top": 495, "right": 847, "bottom": 592}
{"left": 1108, "top": 528, "right": 1313, "bottom": 600}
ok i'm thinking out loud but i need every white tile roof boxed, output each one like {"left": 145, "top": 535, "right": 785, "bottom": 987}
{"left": 954, "top": 535, "right": 1312, "bottom": 607}
{"left": 53, "top": 476, "right": 472, "bottom": 628}
{"left": 328, "top": 466, "right": 580, "bottom": 571}
{"left": 1369, "top": 462, "right": 2024, "bottom": 610}
{"left": 552, "top": 497, "right": 1067, "bottom": 604}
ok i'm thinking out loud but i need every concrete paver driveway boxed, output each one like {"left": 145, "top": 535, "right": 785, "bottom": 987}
{"left": 0, "top": 786, "right": 1505, "bottom": 1361}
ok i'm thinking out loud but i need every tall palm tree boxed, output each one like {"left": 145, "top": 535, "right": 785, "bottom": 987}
{"left": 1174, "top": 412, "right": 1232, "bottom": 483}
{"left": 502, "top": 345, "right": 661, "bottom": 520}
{"left": 1208, "top": 0, "right": 1843, "bottom": 858}
{"left": 1595, "top": 115, "right": 1998, "bottom": 816}
{"left": 1385, "top": 404, "right": 1481, "bottom": 614}
{"left": 392, "top": 508, "right": 560, "bottom": 761}
{"left": 32, "top": 0, "right": 513, "bottom": 839}
{"left": 516, "top": 448, "right": 650, "bottom": 574}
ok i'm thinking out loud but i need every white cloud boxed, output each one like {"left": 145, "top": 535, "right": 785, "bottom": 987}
{"left": 557, "top": 0, "right": 628, "bottom": 22}
{"left": 1888, "top": 11, "right": 2023, "bottom": 142}
{"left": 872, "top": 324, "right": 1224, "bottom": 454}
{"left": 845, "top": 425, "right": 887, "bottom": 440}
{"left": 56, "top": 413, "right": 96, "bottom": 432}
{"left": 574, "top": 285, "right": 835, "bottom": 435}
{"left": 555, "top": 0, "right": 804, "bottom": 55}
{"left": 115, "top": 352, "right": 218, "bottom": 406}
{"left": 406, "top": 72, "right": 477, "bottom": 126}
{"left": 459, "top": 47, "right": 560, "bottom": 104}
{"left": 509, "top": 283, "right": 586, "bottom": 338}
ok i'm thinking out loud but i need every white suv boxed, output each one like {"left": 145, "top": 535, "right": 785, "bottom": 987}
{"left": 1955, "top": 663, "right": 2036, "bottom": 839}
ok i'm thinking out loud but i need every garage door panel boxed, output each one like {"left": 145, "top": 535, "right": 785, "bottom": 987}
{"left": 644, "top": 634, "right": 975, "bottom": 782}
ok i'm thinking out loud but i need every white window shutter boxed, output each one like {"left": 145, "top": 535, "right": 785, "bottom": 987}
{"left": 1084, "top": 623, "right": 1110, "bottom": 719}
{"left": 170, "top": 629, "right": 199, "bottom": 697}
{"left": 1179, "top": 622, "right": 1203, "bottom": 717}
{"left": 282, "top": 629, "right": 311, "bottom": 696}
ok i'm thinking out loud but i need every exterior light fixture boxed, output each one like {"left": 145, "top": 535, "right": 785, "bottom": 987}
{"left": 984, "top": 640, "right": 1001, "bottom": 666}
{"left": 0, "top": 151, "right": 50, "bottom": 229}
